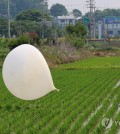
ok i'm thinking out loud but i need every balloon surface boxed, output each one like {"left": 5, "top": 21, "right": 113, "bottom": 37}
{"left": 2, "top": 44, "right": 56, "bottom": 100}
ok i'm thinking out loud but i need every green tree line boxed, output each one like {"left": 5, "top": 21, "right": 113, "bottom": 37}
{"left": 85, "top": 9, "right": 120, "bottom": 22}
{"left": 0, "top": 0, "right": 48, "bottom": 18}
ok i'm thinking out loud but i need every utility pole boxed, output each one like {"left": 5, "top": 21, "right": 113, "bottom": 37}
{"left": 86, "top": 0, "right": 96, "bottom": 39}
{"left": 93, "top": 5, "right": 96, "bottom": 39}
{"left": 41, "top": 0, "right": 45, "bottom": 39}
{"left": 8, "top": 0, "right": 11, "bottom": 38}
{"left": 41, "top": 0, "right": 48, "bottom": 39}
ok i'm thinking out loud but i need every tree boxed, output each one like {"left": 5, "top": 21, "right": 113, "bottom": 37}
{"left": 16, "top": 9, "right": 51, "bottom": 22}
{"left": 10, "top": 20, "right": 40, "bottom": 36}
{"left": 50, "top": 4, "right": 68, "bottom": 17}
{"left": 84, "top": 9, "right": 120, "bottom": 22}
{"left": 66, "top": 22, "right": 87, "bottom": 48}
{"left": 0, "top": 18, "right": 7, "bottom": 37}
{"left": 16, "top": 10, "right": 42, "bottom": 21}
{"left": 102, "top": 9, "right": 120, "bottom": 17}
{"left": 66, "top": 22, "right": 87, "bottom": 37}
{"left": 73, "top": 9, "right": 82, "bottom": 18}
{"left": 0, "top": 0, "right": 48, "bottom": 18}
{"left": 94, "top": 10, "right": 104, "bottom": 21}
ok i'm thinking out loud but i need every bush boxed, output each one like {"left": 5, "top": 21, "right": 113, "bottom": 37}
{"left": 9, "top": 34, "right": 30, "bottom": 50}
{"left": 17, "top": 34, "right": 30, "bottom": 45}
{"left": 66, "top": 22, "right": 87, "bottom": 48}
{"left": 66, "top": 22, "right": 87, "bottom": 37}
{"left": 72, "top": 37, "right": 86, "bottom": 48}
{"left": 8, "top": 38, "right": 18, "bottom": 50}
{"left": 0, "top": 38, "right": 8, "bottom": 48}
{"left": 66, "top": 35, "right": 86, "bottom": 48}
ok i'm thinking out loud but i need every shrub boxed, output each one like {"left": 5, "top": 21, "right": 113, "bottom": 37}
{"left": 66, "top": 22, "right": 87, "bottom": 48}
{"left": 66, "top": 22, "right": 87, "bottom": 37}
{"left": 17, "top": 34, "right": 30, "bottom": 45}
{"left": 9, "top": 34, "right": 30, "bottom": 50}
{"left": 66, "top": 35, "right": 86, "bottom": 48}
{"left": 8, "top": 38, "right": 18, "bottom": 50}
{"left": 0, "top": 38, "right": 8, "bottom": 48}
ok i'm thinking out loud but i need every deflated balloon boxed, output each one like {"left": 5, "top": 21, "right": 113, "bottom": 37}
{"left": 2, "top": 44, "right": 56, "bottom": 100}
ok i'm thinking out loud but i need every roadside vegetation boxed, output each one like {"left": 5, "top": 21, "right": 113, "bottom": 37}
{"left": 1, "top": 36, "right": 120, "bottom": 68}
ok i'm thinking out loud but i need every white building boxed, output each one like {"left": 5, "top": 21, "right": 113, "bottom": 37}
{"left": 57, "top": 16, "right": 76, "bottom": 27}
{"left": 103, "top": 17, "right": 120, "bottom": 37}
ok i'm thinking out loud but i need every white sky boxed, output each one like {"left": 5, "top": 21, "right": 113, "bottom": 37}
{"left": 48, "top": 0, "right": 120, "bottom": 14}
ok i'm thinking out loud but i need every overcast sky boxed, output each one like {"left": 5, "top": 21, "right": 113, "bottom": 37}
{"left": 48, "top": 0, "right": 120, "bottom": 14}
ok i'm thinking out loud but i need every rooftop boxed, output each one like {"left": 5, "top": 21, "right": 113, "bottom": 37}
{"left": 57, "top": 16, "right": 76, "bottom": 20}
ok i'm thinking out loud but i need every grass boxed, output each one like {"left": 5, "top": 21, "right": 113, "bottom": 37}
{"left": 57, "top": 56, "right": 120, "bottom": 69}
{"left": 0, "top": 45, "right": 9, "bottom": 69}
{"left": 0, "top": 57, "right": 120, "bottom": 133}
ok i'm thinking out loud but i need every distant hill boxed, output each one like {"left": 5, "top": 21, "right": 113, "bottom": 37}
{"left": 0, "top": 0, "right": 48, "bottom": 18}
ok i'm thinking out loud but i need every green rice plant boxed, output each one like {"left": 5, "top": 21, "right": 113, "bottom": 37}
{"left": 0, "top": 57, "right": 120, "bottom": 133}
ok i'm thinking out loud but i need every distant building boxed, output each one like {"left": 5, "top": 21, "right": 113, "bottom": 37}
{"left": 45, "top": 21, "right": 53, "bottom": 27}
{"left": 57, "top": 16, "right": 76, "bottom": 27}
{"left": 103, "top": 17, "right": 120, "bottom": 37}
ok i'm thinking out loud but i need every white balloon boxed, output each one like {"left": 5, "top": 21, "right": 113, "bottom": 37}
{"left": 2, "top": 44, "right": 56, "bottom": 100}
